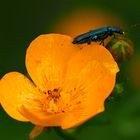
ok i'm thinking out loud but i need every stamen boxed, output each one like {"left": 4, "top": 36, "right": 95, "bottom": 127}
{"left": 41, "top": 85, "right": 86, "bottom": 115}
{"left": 43, "top": 87, "right": 62, "bottom": 113}
{"left": 47, "top": 88, "right": 61, "bottom": 102}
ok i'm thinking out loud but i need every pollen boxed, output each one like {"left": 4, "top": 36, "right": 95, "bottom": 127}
{"left": 43, "top": 88, "right": 62, "bottom": 113}
{"left": 41, "top": 85, "right": 85, "bottom": 115}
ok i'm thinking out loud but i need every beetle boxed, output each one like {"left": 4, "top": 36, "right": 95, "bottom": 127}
{"left": 72, "top": 26, "right": 125, "bottom": 45}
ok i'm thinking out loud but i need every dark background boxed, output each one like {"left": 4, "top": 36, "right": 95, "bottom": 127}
{"left": 1, "top": 0, "right": 140, "bottom": 139}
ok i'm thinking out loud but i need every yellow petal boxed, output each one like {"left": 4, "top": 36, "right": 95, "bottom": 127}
{"left": 61, "top": 44, "right": 119, "bottom": 129}
{"left": 18, "top": 105, "right": 67, "bottom": 127}
{"left": 0, "top": 72, "right": 38, "bottom": 121}
{"left": 26, "top": 34, "right": 79, "bottom": 91}
{"left": 66, "top": 43, "right": 119, "bottom": 80}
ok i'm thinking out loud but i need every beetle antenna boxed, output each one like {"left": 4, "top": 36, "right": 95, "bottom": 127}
{"left": 124, "top": 23, "right": 140, "bottom": 33}
{"left": 130, "top": 23, "right": 140, "bottom": 28}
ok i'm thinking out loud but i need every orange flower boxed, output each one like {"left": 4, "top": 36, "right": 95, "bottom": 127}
{"left": 0, "top": 34, "right": 119, "bottom": 129}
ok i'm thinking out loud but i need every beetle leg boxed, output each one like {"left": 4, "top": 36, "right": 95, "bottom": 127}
{"left": 99, "top": 40, "right": 104, "bottom": 46}
{"left": 87, "top": 41, "right": 91, "bottom": 45}
{"left": 87, "top": 38, "right": 92, "bottom": 45}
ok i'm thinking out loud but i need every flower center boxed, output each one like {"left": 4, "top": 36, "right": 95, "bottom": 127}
{"left": 44, "top": 88, "right": 62, "bottom": 113}
{"left": 41, "top": 86, "right": 85, "bottom": 115}
{"left": 47, "top": 88, "right": 61, "bottom": 102}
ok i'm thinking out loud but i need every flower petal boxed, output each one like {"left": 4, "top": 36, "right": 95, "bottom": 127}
{"left": 0, "top": 72, "right": 39, "bottom": 121}
{"left": 65, "top": 44, "right": 119, "bottom": 80}
{"left": 61, "top": 44, "right": 119, "bottom": 129}
{"left": 18, "top": 105, "right": 67, "bottom": 127}
{"left": 26, "top": 34, "right": 79, "bottom": 91}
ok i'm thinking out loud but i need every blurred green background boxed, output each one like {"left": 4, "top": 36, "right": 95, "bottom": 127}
{"left": 1, "top": 0, "right": 140, "bottom": 139}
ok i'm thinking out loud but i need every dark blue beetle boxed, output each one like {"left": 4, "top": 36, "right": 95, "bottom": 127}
{"left": 72, "top": 26, "right": 124, "bottom": 45}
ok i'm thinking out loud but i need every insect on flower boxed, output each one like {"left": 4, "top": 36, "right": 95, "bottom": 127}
{"left": 72, "top": 26, "right": 124, "bottom": 45}
{"left": 0, "top": 34, "right": 119, "bottom": 139}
